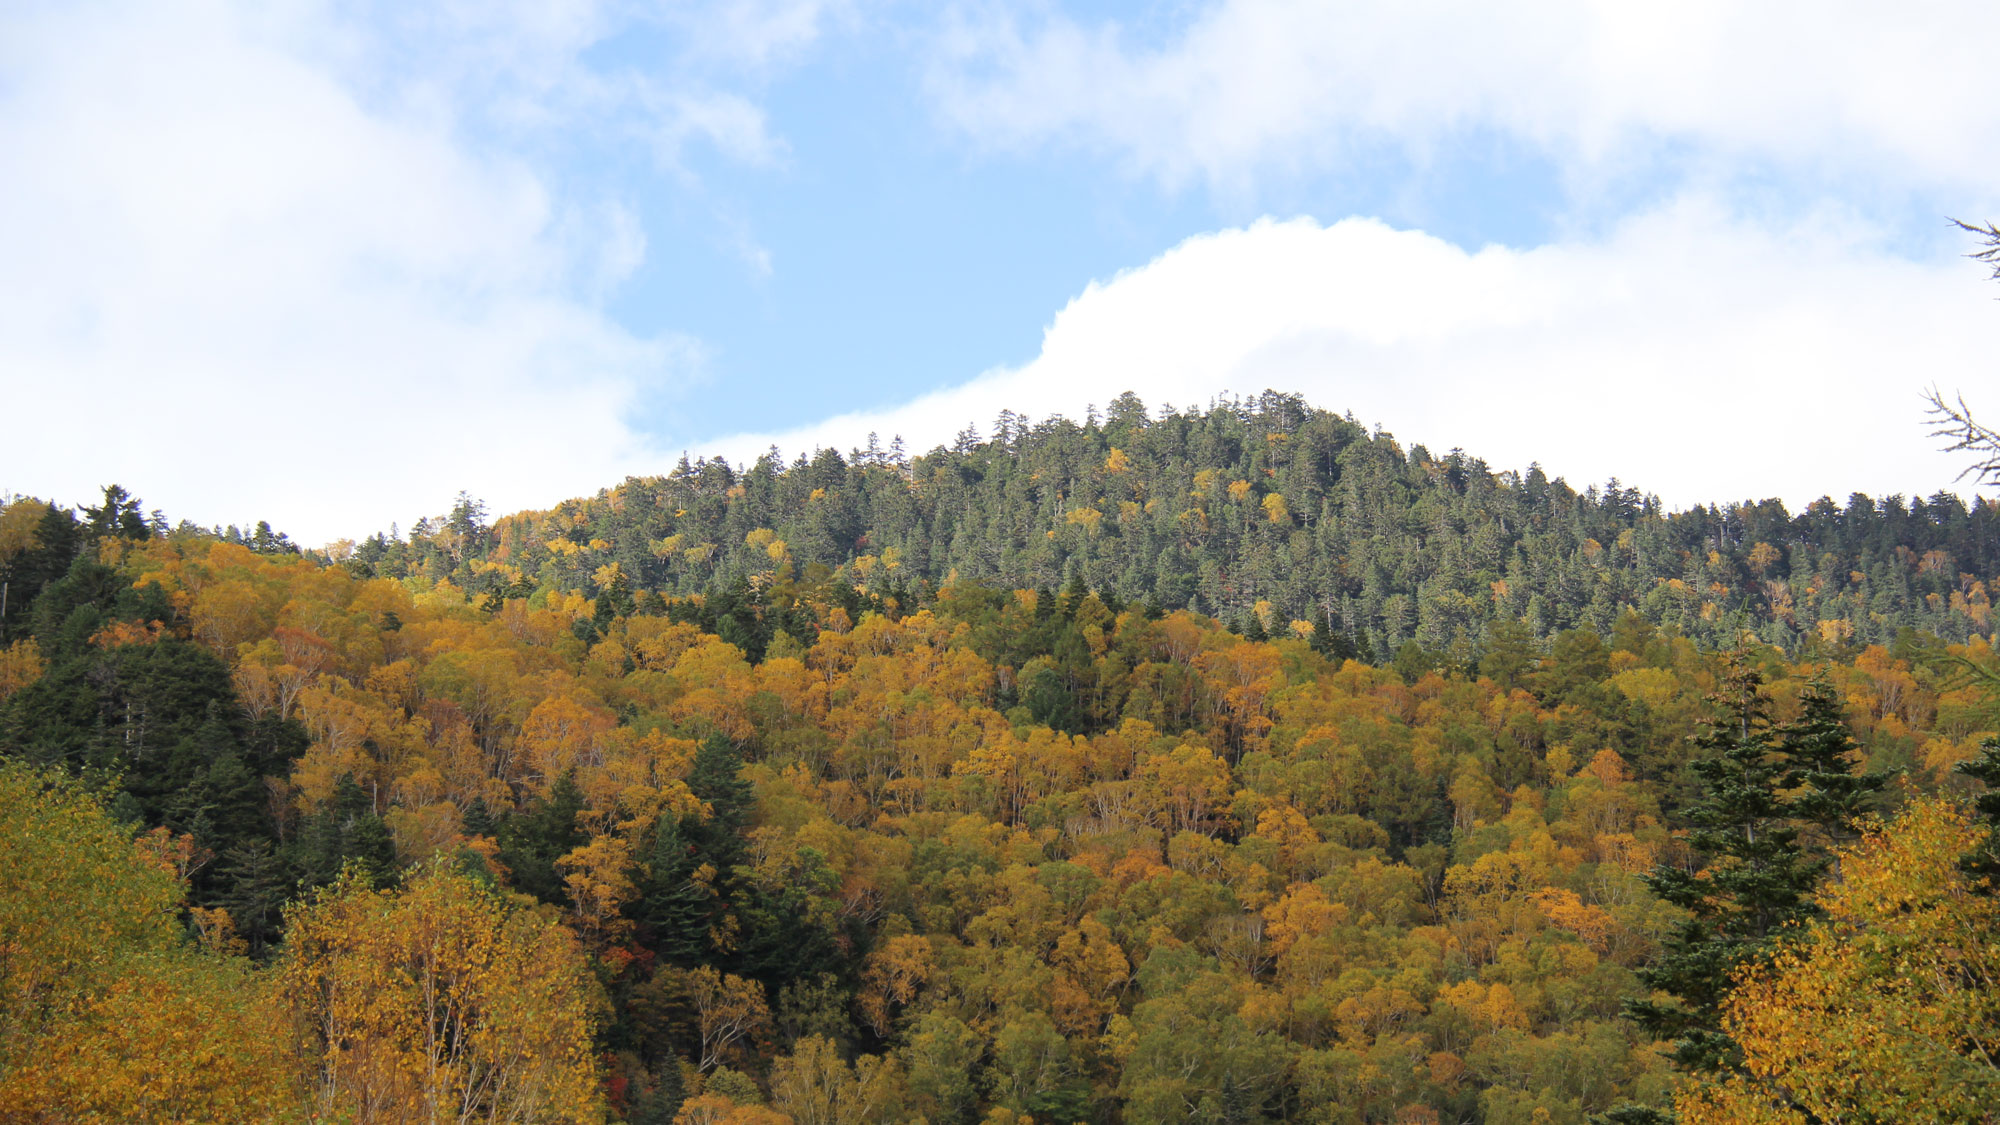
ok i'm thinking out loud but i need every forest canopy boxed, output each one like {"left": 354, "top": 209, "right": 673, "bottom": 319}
{"left": 3, "top": 412, "right": 2000, "bottom": 1123}
{"left": 335, "top": 390, "right": 2000, "bottom": 665}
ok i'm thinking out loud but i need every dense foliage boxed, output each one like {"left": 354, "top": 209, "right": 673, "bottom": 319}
{"left": 1677, "top": 795, "right": 2000, "bottom": 1123}
{"left": 5, "top": 482, "right": 1999, "bottom": 1122}
{"left": 341, "top": 391, "right": 2000, "bottom": 662}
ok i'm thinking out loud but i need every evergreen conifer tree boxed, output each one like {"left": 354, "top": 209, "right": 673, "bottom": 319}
{"left": 632, "top": 813, "right": 714, "bottom": 964}
{"left": 497, "top": 771, "right": 584, "bottom": 904}
{"left": 460, "top": 795, "right": 496, "bottom": 838}
{"left": 625, "top": 1057, "right": 686, "bottom": 1125}
{"left": 631, "top": 736, "right": 755, "bottom": 964}
{"left": 1954, "top": 735, "right": 2000, "bottom": 891}
{"left": 1608, "top": 658, "right": 1827, "bottom": 1122}
{"left": 593, "top": 571, "right": 635, "bottom": 636}
{"left": 345, "top": 813, "right": 397, "bottom": 888}
{"left": 217, "top": 838, "right": 288, "bottom": 957}
{"left": 289, "top": 773, "right": 398, "bottom": 890}
{"left": 1774, "top": 673, "right": 1890, "bottom": 851}
{"left": 1308, "top": 617, "right": 1358, "bottom": 664}
{"left": 1479, "top": 617, "right": 1539, "bottom": 691}
{"left": 686, "top": 733, "right": 752, "bottom": 851}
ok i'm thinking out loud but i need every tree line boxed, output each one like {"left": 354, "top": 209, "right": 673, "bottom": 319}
{"left": 336, "top": 390, "right": 2000, "bottom": 668}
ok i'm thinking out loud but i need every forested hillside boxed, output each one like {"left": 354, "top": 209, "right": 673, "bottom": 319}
{"left": 3, "top": 485, "right": 1999, "bottom": 1122}
{"left": 343, "top": 391, "right": 2000, "bottom": 661}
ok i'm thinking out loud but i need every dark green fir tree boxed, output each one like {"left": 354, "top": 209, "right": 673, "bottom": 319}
{"left": 1954, "top": 735, "right": 2000, "bottom": 891}
{"left": 1604, "top": 657, "right": 1827, "bottom": 1123}
{"left": 1774, "top": 672, "right": 1891, "bottom": 853}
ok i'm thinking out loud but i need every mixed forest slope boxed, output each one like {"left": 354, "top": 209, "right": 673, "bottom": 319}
{"left": 3, "top": 482, "right": 1999, "bottom": 1122}
{"left": 346, "top": 390, "right": 2000, "bottom": 661}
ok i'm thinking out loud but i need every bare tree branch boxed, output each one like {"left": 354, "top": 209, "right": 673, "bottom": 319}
{"left": 1953, "top": 218, "right": 2000, "bottom": 282}
{"left": 1920, "top": 222, "right": 2000, "bottom": 489}
{"left": 1924, "top": 386, "right": 2000, "bottom": 487}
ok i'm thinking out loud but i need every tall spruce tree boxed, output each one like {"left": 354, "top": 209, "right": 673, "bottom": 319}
{"left": 460, "top": 795, "right": 496, "bottom": 839}
{"left": 289, "top": 773, "right": 397, "bottom": 891}
{"left": 631, "top": 734, "right": 755, "bottom": 964}
{"left": 686, "top": 733, "right": 753, "bottom": 854}
{"left": 632, "top": 812, "right": 715, "bottom": 965}
{"left": 217, "top": 838, "right": 289, "bottom": 958}
{"left": 1607, "top": 658, "right": 1828, "bottom": 1123}
{"left": 625, "top": 1057, "right": 686, "bottom": 1125}
{"left": 1954, "top": 735, "right": 2000, "bottom": 891}
{"left": 1774, "top": 673, "right": 1890, "bottom": 853}
{"left": 496, "top": 770, "right": 585, "bottom": 905}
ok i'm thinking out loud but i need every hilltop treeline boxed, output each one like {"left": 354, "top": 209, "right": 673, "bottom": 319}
{"left": 348, "top": 391, "right": 2000, "bottom": 660}
{"left": 3, "top": 487, "right": 1999, "bottom": 1122}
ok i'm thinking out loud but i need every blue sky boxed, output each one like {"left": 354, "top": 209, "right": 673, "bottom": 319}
{"left": 6, "top": 1, "right": 2000, "bottom": 541}
{"left": 573, "top": 8, "right": 1595, "bottom": 437}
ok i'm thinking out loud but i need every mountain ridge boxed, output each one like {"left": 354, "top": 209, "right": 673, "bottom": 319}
{"left": 341, "top": 389, "right": 1999, "bottom": 660}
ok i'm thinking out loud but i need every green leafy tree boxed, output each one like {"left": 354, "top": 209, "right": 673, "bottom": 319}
{"left": 1118, "top": 948, "right": 1292, "bottom": 1124}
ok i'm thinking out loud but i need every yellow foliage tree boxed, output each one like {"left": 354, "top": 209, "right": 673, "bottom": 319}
{"left": 280, "top": 863, "right": 606, "bottom": 1124}
{"left": 768, "top": 1034, "right": 906, "bottom": 1125}
{"left": 674, "top": 1093, "right": 795, "bottom": 1125}
{"left": 857, "top": 934, "right": 935, "bottom": 1036}
{"left": 0, "top": 763, "right": 301, "bottom": 1122}
{"left": 0, "top": 637, "right": 43, "bottom": 700}
{"left": 681, "top": 964, "right": 773, "bottom": 1072}
{"left": 4, "top": 951, "right": 301, "bottom": 1123}
{"left": 558, "top": 834, "right": 638, "bottom": 946}
{"left": 1678, "top": 797, "right": 2000, "bottom": 1124}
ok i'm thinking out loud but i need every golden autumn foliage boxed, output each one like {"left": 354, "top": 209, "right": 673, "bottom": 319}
{"left": 0, "top": 638, "right": 42, "bottom": 700}
{"left": 679, "top": 964, "right": 773, "bottom": 1072}
{"left": 3, "top": 951, "right": 300, "bottom": 1124}
{"left": 1678, "top": 797, "right": 2000, "bottom": 1124}
{"left": 281, "top": 864, "right": 607, "bottom": 1124}
{"left": 0, "top": 763, "right": 298, "bottom": 1122}
{"left": 673, "top": 1092, "right": 793, "bottom": 1125}
{"left": 15, "top": 523, "right": 2000, "bottom": 1122}
{"left": 0, "top": 498, "right": 42, "bottom": 554}
{"left": 0, "top": 764, "right": 183, "bottom": 1055}
{"left": 0, "top": 761, "right": 620, "bottom": 1123}
{"left": 767, "top": 1034, "right": 905, "bottom": 1125}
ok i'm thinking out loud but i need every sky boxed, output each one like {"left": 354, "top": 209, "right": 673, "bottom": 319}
{"left": 5, "top": 0, "right": 2000, "bottom": 544}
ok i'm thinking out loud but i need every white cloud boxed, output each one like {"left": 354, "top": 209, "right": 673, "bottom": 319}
{"left": 707, "top": 203, "right": 2000, "bottom": 509}
{"left": 0, "top": 0, "right": 834, "bottom": 544}
{"left": 0, "top": 1, "right": 691, "bottom": 543}
{"left": 928, "top": 0, "right": 2000, "bottom": 203}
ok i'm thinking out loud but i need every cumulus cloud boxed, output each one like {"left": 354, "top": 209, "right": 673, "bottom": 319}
{"left": 11, "top": 0, "right": 1991, "bottom": 543}
{"left": 707, "top": 203, "right": 2000, "bottom": 509}
{"left": 0, "top": 0, "right": 819, "bottom": 544}
{"left": 928, "top": 0, "right": 2000, "bottom": 202}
